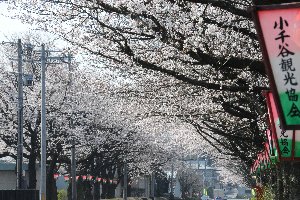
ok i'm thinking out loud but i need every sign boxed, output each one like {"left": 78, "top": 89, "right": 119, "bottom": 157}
{"left": 253, "top": 4, "right": 300, "bottom": 129}
{"left": 253, "top": 1, "right": 300, "bottom": 5}
{"left": 265, "top": 91, "right": 300, "bottom": 160}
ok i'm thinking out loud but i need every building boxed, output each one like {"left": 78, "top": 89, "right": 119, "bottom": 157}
{"left": 0, "top": 160, "right": 31, "bottom": 189}
{"left": 168, "top": 158, "right": 222, "bottom": 198}
{"left": 0, "top": 159, "right": 66, "bottom": 190}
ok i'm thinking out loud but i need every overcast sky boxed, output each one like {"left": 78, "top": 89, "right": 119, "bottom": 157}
{"left": 0, "top": 3, "right": 30, "bottom": 41}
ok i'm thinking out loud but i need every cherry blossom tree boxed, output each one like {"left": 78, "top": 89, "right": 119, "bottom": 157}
{"left": 0, "top": 34, "right": 197, "bottom": 198}
{"left": 177, "top": 165, "right": 200, "bottom": 199}
{"left": 3, "top": 0, "right": 278, "bottom": 195}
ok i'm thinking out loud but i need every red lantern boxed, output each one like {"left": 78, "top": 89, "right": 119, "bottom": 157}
{"left": 54, "top": 174, "right": 59, "bottom": 180}
{"left": 64, "top": 176, "right": 69, "bottom": 181}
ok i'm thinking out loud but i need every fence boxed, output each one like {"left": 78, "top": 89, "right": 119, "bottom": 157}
{"left": 0, "top": 190, "right": 39, "bottom": 200}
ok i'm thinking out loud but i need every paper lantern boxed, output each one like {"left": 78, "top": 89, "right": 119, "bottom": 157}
{"left": 64, "top": 176, "right": 69, "bottom": 181}
{"left": 54, "top": 174, "right": 59, "bottom": 180}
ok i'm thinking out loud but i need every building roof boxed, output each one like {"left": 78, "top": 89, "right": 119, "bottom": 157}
{"left": 0, "top": 160, "right": 28, "bottom": 171}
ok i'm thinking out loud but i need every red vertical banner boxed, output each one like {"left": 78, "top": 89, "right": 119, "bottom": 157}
{"left": 265, "top": 129, "right": 278, "bottom": 164}
{"left": 295, "top": 130, "right": 300, "bottom": 159}
{"left": 265, "top": 91, "right": 294, "bottom": 160}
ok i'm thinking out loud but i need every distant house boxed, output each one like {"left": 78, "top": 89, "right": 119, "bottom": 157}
{"left": 167, "top": 158, "right": 222, "bottom": 198}
{"left": 236, "top": 185, "right": 252, "bottom": 198}
{"left": 115, "top": 175, "right": 152, "bottom": 198}
{"left": 186, "top": 159, "right": 221, "bottom": 188}
{"left": 0, "top": 160, "right": 68, "bottom": 191}
{"left": 0, "top": 160, "right": 30, "bottom": 189}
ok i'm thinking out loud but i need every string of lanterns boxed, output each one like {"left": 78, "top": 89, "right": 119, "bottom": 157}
{"left": 53, "top": 174, "right": 119, "bottom": 184}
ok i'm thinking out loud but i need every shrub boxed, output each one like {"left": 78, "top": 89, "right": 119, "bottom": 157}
{"left": 58, "top": 189, "right": 68, "bottom": 200}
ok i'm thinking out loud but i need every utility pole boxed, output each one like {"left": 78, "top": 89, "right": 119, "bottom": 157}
{"left": 203, "top": 157, "right": 207, "bottom": 196}
{"left": 17, "top": 38, "right": 24, "bottom": 190}
{"left": 40, "top": 44, "right": 46, "bottom": 200}
{"left": 2, "top": 39, "right": 34, "bottom": 190}
{"left": 34, "top": 45, "right": 74, "bottom": 200}
{"left": 68, "top": 51, "right": 73, "bottom": 84}
{"left": 71, "top": 139, "right": 77, "bottom": 200}
{"left": 68, "top": 51, "right": 77, "bottom": 200}
{"left": 151, "top": 172, "right": 155, "bottom": 200}
{"left": 123, "top": 162, "right": 128, "bottom": 200}
{"left": 170, "top": 163, "right": 174, "bottom": 200}
{"left": 144, "top": 175, "right": 150, "bottom": 198}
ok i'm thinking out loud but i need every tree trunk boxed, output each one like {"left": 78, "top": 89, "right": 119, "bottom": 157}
{"left": 276, "top": 163, "right": 284, "bottom": 200}
{"left": 28, "top": 147, "right": 37, "bottom": 189}
{"left": 47, "top": 156, "right": 58, "bottom": 200}
{"left": 93, "top": 182, "right": 100, "bottom": 200}
{"left": 28, "top": 128, "right": 38, "bottom": 189}
{"left": 272, "top": 162, "right": 300, "bottom": 200}
{"left": 290, "top": 162, "right": 300, "bottom": 200}
{"left": 282, "top": 162, "right": 291, "bottom": 200}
